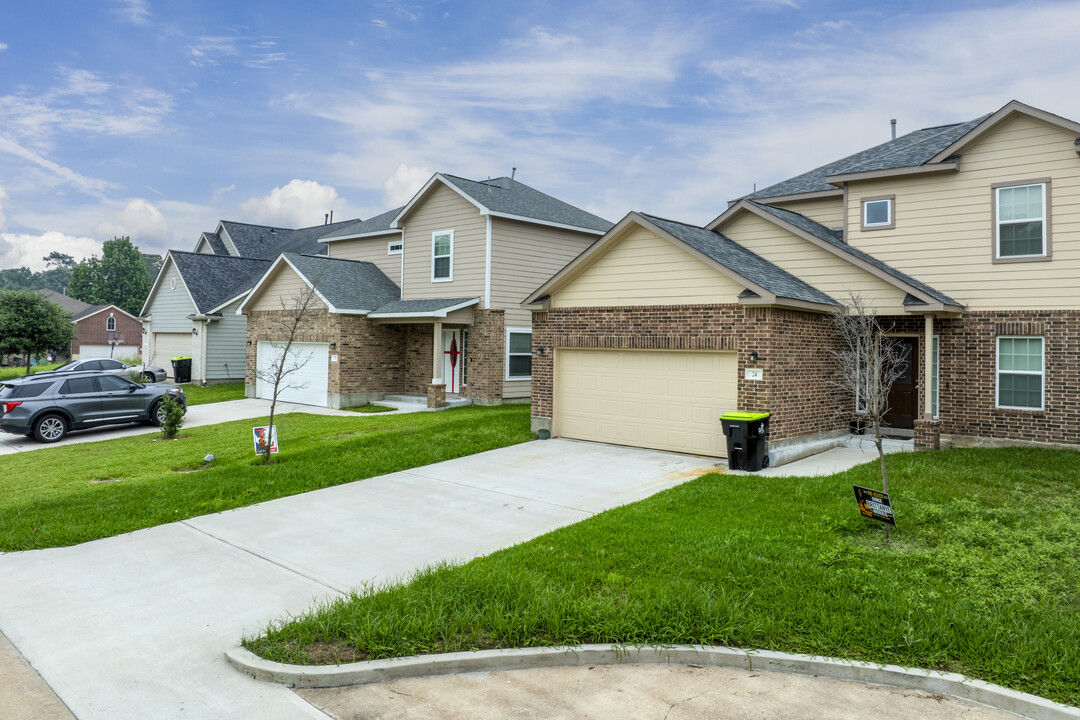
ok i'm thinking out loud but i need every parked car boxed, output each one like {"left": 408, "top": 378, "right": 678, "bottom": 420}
{"left": 42, "top": 357, "right": 169, "bottom": 383}
{"left": 0, "top": 371, "right": 186, "bottom": 443}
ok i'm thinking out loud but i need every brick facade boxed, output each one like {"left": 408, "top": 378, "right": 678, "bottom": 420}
{"left": 72, "top": 307, "right": 143, "bottom": 357}
{"left": 461, "top": 309, "right": 504, "bottom": 404}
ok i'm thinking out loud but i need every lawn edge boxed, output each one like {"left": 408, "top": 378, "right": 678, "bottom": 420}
{"left": 225, "top": 644, "right": 1080, "bottom": 719}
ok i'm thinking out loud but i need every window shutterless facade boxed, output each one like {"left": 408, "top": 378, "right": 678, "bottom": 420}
{"left": 996, "top": 336, "right": 1044, "bottom": 410}
{"left": 506, "top": 328, "right": 532, "bottom": 380}
{"left": 432, "top": 230, "right": 453, "bottom": 281}
{"left": 993, "top": 179, "right": 1050, "bottom": 261}
{"left": 860, "top": 195, "right": 894, "bottom": 230}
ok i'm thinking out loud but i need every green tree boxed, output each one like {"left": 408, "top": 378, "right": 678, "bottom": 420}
{"left": 0, "top": 291, "right": 74, "bottom": 375}
{"left": 0, "top": 267, "right": 35, "bottom": 291}
{"left": 142, "top": 253, "right": 163, "bottom": 285}
{"left": 37, "top": 252, "right": 76, "bottom": 293}
{"left": 68, "top": 237, "right": 152, "bottom": 315}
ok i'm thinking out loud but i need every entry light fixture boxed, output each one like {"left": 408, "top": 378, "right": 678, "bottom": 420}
{"left": 749, "top": 351, "right": 759, "bottom": 363}
{"left": 330, "top": 342, "right": 337, "bottom": 350}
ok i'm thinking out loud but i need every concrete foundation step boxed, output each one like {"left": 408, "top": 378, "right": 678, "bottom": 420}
{"left": 381, "top": 393, "right": 472, "bottom": 408}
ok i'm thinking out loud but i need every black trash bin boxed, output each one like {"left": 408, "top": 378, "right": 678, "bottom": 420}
{"left": 171, "top": 356, "right": 192, "bottom": 384}
{"left": 720, "top": 411, "right": 770, "bottom": 471}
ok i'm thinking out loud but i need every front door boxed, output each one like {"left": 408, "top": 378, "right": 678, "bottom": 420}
{"left": 442, "top": 329, "right": 464, "bottom": 394}
{"left": 883, "top": 337, "right": 918, "bottom": 429}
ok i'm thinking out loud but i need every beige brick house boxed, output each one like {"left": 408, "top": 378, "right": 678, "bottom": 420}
{"left": 526, "top": 100, "right": 1080, "bottom": 459}
{"left": 239, "top": 173, "right": 611, "bottom": 408}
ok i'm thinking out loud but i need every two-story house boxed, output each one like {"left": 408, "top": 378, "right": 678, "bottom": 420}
{"left": 526, "top": 100, "right": 1079, "bottom": 459}
{"left": 238, "top": 172, "right": 612, "bottom": 408}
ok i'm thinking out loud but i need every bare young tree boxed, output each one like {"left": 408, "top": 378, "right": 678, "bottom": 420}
{"left": 828, "top": 293, "right": 908, "bottom": 535}
{"left": 254, "top": 274, "right": 322, "bottom": 465}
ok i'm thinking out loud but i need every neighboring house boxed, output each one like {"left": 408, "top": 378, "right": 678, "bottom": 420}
{"left": 238, "top": 173, "right": 612, "bottom": 408}
{"left": 526, "top": 100, "right": 1080, "bottom": 458}
{"left": 37, "top": 289, "right": 142, "bottom": 360}
{"left": 140, "top": 219, "right": 357, "bottom": 382}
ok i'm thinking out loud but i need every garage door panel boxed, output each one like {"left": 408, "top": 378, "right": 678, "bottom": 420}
{"left": 555, "top": 349, "right": 737, "bottom": 457}
{"left": 256, "top": 341, "right": 329, "bottom": 407}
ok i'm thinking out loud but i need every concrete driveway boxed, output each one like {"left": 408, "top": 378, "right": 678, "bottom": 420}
{"left": 0, "top": 398, "right": 356, "bottom": 455}
{"left": 0, "top": 439, "right": 719, "bottom": 720}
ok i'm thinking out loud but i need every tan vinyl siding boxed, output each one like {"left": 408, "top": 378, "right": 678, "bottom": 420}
{"left": 491, "top": 217, "right": 595, "bottom": 313}
{"left": 327, "top": 235, "right": 404, "bottom": 286}
{"left": 401, "top": 184, "right": 486, "bottom": 300}
{"left": 844, "top": 114, "right": 1080, "bottom": 309}
{"left": 551, "top": 226, "right": 747, "bottom": 308}
{"left": 248, "top": 265, "right": 327, "bottom": 312}
{"left": 769, "top": 196, "right": 845, "bottom": 228}
{"left": 204, "top": 298, "right": 248, "bottom": 381}
{"left": 724, "top": 212, "right": 909, "bottom": 313}
{"left": 144, "top": 261, "right": 197, "bottom": 332}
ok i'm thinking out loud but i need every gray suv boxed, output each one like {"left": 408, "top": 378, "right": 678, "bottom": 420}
{"left": 0, "top": 371, "right": 186, "bottom": 443}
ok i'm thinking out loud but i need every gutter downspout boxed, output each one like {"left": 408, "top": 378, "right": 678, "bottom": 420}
{"left": 484, "top": 215, "right": 492, "bottom": 309}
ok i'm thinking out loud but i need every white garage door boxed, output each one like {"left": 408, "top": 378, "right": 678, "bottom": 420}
{"left": 555, "top": 349, "right": 738, "bottom": 457}
{"left": 152, "top": 333, "right": 193, "bottom": 376}
{"left": 256, "top": 341, "right": 329, "bottom": 407}
{"left": 79, "top": 344, "right": 141, "bottom": 360}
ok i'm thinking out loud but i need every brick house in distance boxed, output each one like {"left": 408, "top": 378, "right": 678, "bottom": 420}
{"left": 239, "top": 172, "right": 611, "bottom": 408}
{"left": 526, "top": 100, "right": 1080, "bottom": 460}
{"left": 38, "top": 289, "right": 142, "bottom": 360}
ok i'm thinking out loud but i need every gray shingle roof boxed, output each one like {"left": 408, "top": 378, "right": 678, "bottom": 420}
{"left": 320, "top": 207, "right": 403, "bottom": 240}
{"left": 440, "top": 174, "right": 613, "bottom": 233}
{"left": 639, "top": 213, "right": 838, "bottom": 306}
{"left": 218, "top": 219, "right": 359, "bottom": 259}
{"left": 170, "top": 252, "right": 272, "bottom": 314}
{"left": 750, "top": 202, "right": 961, "bottom": 306}
{"left": 36, "top": 289, "right": 101, "bottom": 319}
{"left": 745, "top": 114, "right": 991, "bottom": 199}
{"left": 281, "top": 254, "right": 401, "bottom": 313}
{"left": 198, "top": 232, "right": 228, "bottom": 255}
{"left": 369, "top": 298, "right": 477, "bottom": 315}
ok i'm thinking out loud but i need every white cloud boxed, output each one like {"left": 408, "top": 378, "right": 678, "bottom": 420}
{"left": 0, "top": 42, "right": 8, "bottom": 51}
{"left": 189, "top": 35, "right": 286, "bottom": 69}
{"left": 382, "top": 164, "right": 431, "bottom": 207}
{"left": 239, "top": 180, "right": 347, "bottom": 228}
{"left": 0, "top": 231, "right": 102, "bottom": 271}
{"left": 113, "top": 0, "right": 150, "bottom": 25}
{"left": 94, "top": 198, "right": 172, "bottom": 247}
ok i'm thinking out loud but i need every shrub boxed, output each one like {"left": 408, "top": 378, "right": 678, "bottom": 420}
{"left": 159, "top": 394, "right": 185, "bottom": 439}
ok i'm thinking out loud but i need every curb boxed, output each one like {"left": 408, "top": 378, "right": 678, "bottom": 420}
{"left": 226, "top": 644, "right": 1079, "bottom": 720}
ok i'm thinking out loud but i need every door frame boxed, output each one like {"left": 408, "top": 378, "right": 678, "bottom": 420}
{"left": 882, "top": 335, "right": 919, "bottom": 429}
{"left": 442, "top": 328, "right": 464, "bottom": 394}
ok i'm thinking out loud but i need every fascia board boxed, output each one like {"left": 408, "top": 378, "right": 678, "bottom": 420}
{"left": 207, "top": 292, "right": 253, "bottom": 316}
{"left": 738, "top": 296, "right": 837, "bottom": 313}
{"left": 367, "top": 298, "right": 480, "bottom": 319}
{"left": 720, "top": 189, "right": 842, "bottom": 215}
{"left": 319, "top": 229, "right": 402, "bottom": 243}
{"left": 487, "top": 211, "right": 607, "bottom": 236}
{"left": 825, "top": 161, "right": 958, "bottom": 186}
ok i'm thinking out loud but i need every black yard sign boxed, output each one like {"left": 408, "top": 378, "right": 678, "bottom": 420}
{"left": 853, "top": 486, "right": 895, "bottom": 526}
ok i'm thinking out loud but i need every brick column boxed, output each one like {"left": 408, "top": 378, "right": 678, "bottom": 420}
{"left": 914, "top": 418, "right": 941, "bottom": 451}
{"left": 427, "top": 383, "right": 447, "bottom": 409}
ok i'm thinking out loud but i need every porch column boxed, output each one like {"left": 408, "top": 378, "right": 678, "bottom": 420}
{"left": 923, "top": 314, "right": 933, "bottom": 419}
{"left": 432, "top": 320, "right": 443, "bottom": 383}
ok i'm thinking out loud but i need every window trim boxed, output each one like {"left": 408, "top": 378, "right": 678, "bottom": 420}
{"left": 996, "top": 336, "right": 1045, "bottom": 411}
{"left": 860, "top": 195, "right": 895, "bottom": 231}
{"left": 106, "top": 315, "right": 116, "bottom": 331}
{"left": 388, "top": 240, "right": 403, "bottom": 256}
{"left": 431, "top": 229, "right": 454, "bottom": 282}
{"left": 505, "top": 327, "right": 532, "bottom": 381}
{"left": 992, "top": 178, "right": 1052, "bottom": 263}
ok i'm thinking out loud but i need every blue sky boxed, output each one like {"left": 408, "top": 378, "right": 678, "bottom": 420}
{"left": 2, "top": 0, "right": 1079, "bottom": 269}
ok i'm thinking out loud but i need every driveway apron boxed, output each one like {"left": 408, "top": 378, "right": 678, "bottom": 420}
{"left": 0, "top": 439, "right": 718, "bottom": 720}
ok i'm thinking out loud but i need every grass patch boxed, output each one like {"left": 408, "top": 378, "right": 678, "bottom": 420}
{"left": 0, "top": 363, "right": 62, "bottom": 380}
{"left": 0, "top": 404, "right": 531, "bottom": 550}
{"left": 180, "top": 382, "right": 245, "bottom": 406}
{"left": 344, "top": 404, "right": 396, "bottom": 414}
{"left": 245, "top": 447, "right": 1080, "bottom": 706}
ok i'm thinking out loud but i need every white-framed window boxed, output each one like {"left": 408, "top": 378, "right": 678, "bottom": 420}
{"left": 932, "top": 335, "right": 940, "bottom": 419}
{"left": 994, "top": 181, "right": 1048, "bottom": 260}
{"left": 861, "top": 196, "right": 894, "bottom": 230}
{"left": 506, "top": 328, "right": 532, "bottom": 380}
{"left": 996, "top": 336, "right": 1044, "bottom": 410}
{"left": 106, "top": 315, "right": 116, "bottom": 331}
{"left": 432, "top": 230, "right": 453, "bottom": 281}
{"left": 388, "top": 240, "right": 403, "bottom": 255}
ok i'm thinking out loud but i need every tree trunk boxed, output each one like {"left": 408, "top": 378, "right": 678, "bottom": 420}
{"left": 25, "top": 354, "right": 31, "bottom": 376}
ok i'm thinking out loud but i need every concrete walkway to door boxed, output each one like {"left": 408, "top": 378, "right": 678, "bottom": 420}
{"left": 0, "top": 440, "right": 718, "bottom": 720}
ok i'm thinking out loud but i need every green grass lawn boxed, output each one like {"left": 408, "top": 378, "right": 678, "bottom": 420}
{"left": 0, "top": 363, "right": 62, "bottom": 381}
{"left": 343, "top": 403, "right": 396, "bottom": 413}
{"left": 0, "top": 404, "right": 532, "bottom": 551}
{"left": 245, "top": 447, "right": 1080, "bottom": 706}
{"left": 177, "top": 381, "right": 246, "bottom": 405}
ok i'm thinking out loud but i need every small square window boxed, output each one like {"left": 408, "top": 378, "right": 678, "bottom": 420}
{"left": 388, "top": 240, "right": 403, "bottom": 255}
{"left": 861, "top": 197, "right": 894, "bottom": 230}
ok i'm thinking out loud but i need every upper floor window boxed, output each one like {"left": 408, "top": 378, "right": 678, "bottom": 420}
{"left": 106, "top": 315, "right": 116, "bottom": 331}
{"left": 997, "top": 336, "right": 1044, "bottom": 410}
{"left": 432, "top": 230, "right": 453, "bottom": 282}
{"left": 994, "top": 180, "right": 1050, "bottom": 261}
{"left": 388, "top": 240, "right": 403, "bottom": 255}
{"left": 861, "top": 196, "right": 894, "bottom": 230}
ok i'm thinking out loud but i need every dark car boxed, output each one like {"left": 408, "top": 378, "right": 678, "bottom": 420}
{"left": 42, "top": 357, "right": 169, "bottom": 383}
{"left": 0, "top": 371, "right": 186, "bottom": 443}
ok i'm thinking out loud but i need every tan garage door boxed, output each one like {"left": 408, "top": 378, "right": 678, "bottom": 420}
{"left": 152, "top": 333, "right": 192, "bottom": 376}
{"left": 555, "top": 349, "right": 738, "bottom": 457}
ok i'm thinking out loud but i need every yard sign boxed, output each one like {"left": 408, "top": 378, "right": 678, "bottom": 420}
{"left": 853, "top": 485, "right": 895, "bottom": 526}
{"left": 253, "top": 425, "right": 279, "bottom": 455}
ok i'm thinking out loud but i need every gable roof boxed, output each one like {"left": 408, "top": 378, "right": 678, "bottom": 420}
{"left": 394, "top": 173, "right": 613, "bottom": 235}
{"left": 367, "top": 297, "right": 479, "bottom": 318}
{"left": 169, "top": 252, "right": 273, "bottom": 315}
{"left": 239, "top": 253, "right": 402, "bottom": 315}
{"left": 215, "top": 219, "right": 359, "bottom": 259}
{"left": 525, "top": 211, "right": 838, "bottom": 310}
{"left": 714, "top": 201, "right": 962, "bottom": 309}
{"left": 36, "top": 289, "right": 99, "bottom": 317}
{"left": 196, "top": 232, "right": 229, "bottom": 255}
{"left": 319, "top": 207, "right": 404, "bottom": 242}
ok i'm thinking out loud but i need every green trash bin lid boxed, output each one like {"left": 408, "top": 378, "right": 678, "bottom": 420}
{"left": 720, "top": 411, "right": 770, "bottom": 421}
{"left": 171, "top": 356, "right": 192, "bottom": 361}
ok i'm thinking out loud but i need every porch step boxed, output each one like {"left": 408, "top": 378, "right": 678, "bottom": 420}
{"left": 381, "top": 393, "right": 472, "bottom": 408}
